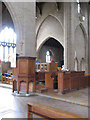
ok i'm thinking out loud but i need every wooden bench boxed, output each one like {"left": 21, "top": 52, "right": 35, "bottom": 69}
{"left": 27, "top": 103, "right": 86, "bottom": 119}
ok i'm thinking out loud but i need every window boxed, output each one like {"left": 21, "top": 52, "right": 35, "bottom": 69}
{"left": 0, "top": 27, "right": 16, "bottom": 67}
{"left": 46, "top": 51, "right": 51, "bottom": 63}
{"left": 76, "top": 0, "right": 80, "bottom": 13}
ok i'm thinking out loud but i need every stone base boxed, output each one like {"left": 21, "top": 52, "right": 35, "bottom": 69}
{"left": 12, "top": 91, "right": 36, "bottom": 97}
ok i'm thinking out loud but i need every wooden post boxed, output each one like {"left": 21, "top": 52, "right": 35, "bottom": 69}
{"left": 27, "top": 104, "right": 33, "bottom": 120}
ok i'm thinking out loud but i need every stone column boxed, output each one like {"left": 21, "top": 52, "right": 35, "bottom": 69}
{"left": 0, "top": 2, "right": 2, "bottom": 80}
{"left": 64, "top": 3, "right": 72, "bottom": 70}
{"left": 70, "top": 2, "right": 76, "bottom": 71}
{"left": 19, "top": 2, "right": 36, "bottom": 57}
{"left": 10, "top": 2, "right": 36, "bottom": 57}
{"left": 88, "top": 5, "right": 90, "bottom": 73}
{"left": 0, "top": 2, "right": 2, "bottom": 31}
{"left": 5, "top": 2, "right": 36, "bottom": 94}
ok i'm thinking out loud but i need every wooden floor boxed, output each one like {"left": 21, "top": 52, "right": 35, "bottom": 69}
{"left": 0, "top": 86, "right": 88, "bottom": 119}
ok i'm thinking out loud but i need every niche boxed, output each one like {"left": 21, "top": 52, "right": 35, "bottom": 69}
{"left": 80, "top": 58, "right": 85, "bottom": 71}
{"left": 74, "top": 57, "right": 78, "bottom": 71}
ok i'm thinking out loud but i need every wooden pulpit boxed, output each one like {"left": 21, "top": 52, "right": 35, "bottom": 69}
{"left": 12, "top": 56, "right": 36, "bottom": 94}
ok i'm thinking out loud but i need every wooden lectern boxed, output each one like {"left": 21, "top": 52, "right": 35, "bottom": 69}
{"left": 12, "top": 56, "right": 36, "bottom": 94}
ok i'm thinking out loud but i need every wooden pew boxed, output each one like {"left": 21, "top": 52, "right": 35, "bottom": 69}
{"left": 27, "top": 103, "right": 86, "bottom": 119}
{"left": 2, "top": 73, "right": 7, "bottom": 83}
{"left": 2, "top": 73, "right": 13, "bottom": 84}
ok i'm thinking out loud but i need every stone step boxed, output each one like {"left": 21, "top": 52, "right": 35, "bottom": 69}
{"left": 36, "top": 88, "right": 48, "bottom": 93}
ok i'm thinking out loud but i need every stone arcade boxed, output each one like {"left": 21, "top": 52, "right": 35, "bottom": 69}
{"left": 0, "top": 0, "right": 90, "bottom": 119}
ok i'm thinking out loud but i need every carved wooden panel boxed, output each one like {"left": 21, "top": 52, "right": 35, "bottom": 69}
{"left": 19, "top": 61, "right": 28, "bottom": 74}
{"left": 13, "top": 56, "right": 36, "bottom": 94}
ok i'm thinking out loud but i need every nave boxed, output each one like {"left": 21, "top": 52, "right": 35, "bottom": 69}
{"left": 0, "top": 86, "right": 88, "bottom": 119}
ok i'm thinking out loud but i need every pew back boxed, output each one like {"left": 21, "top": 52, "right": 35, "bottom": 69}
{"left": 27, "top": 103, "right": 86, "bottom": 119}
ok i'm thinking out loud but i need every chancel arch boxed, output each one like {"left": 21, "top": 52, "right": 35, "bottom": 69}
{"left": 37, "top": 37, "right": 64, "bottom": 67}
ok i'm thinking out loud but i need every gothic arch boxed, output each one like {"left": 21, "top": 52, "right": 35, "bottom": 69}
{"left": 37, "top": 36, "right": 51, "bottom": 55}
{"left": 37, "top": 37, "right": 64, "bottom": 60}
{"left": 2, "top": 1, "right": 23, "bottom": 52}
{"left": 36, "top": 14, "right": 63, "bottom": 38}
{"left": 75, "top": 23, "right": 87, "bottom": 57}
{"left": 36, "top": 15, "right": 64, "bottom": 51}
{"left": 74, "top": 23, "right": 88, "bottom": 71}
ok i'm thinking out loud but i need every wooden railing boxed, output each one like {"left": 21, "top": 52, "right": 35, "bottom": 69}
{"left": 36, "top": 63, "right": 57, "bottom": 72}
{"left": 36, "top": 63, "right": 47, "bottom": 72}
{"left": 27, "top": 103, "right": 86, "bottom": 119}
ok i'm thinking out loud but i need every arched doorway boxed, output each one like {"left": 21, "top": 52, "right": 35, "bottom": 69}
{"left": 37, "top": 37, "right": 64, "bottom": 67}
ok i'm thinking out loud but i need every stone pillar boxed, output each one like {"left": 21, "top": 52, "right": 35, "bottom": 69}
{"left": 88, "top": 5, "right": 90, "bottom": 73}
{"left": 0, "top": 2, "right": 2, "bottom": 31}
{"left": 64, "top": 3, "right": 72, "bottom": 70}
{"left": 9, "top": 2, "right": 36, "bottom": 57}
{"left": 5, "top": 2, "right": 37, "bottom": 94}
{"left": 19, "top": 2, "right": 36, "bottom": 57}
{"left": 70, "top": 2, "right": 76, "bottom": 71}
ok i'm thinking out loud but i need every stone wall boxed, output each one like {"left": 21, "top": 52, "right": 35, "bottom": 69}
{"left": 36, "top": 2, "right": 64, "bottom": 51}
{"left": 4, "top": 2, "right": 36, "bottom": 57}
{"left": 1, "top": 2, "right": 89, "bottom": 73}
{"left": 36, "top": 2, "right": 88, "bottom": 72}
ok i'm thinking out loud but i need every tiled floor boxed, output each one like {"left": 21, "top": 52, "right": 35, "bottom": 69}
{"left": 0, "top": 85, "right": 88, "bottom": 119}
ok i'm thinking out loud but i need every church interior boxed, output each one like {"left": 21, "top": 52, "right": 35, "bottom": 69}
{"left": 0, "top": 1, "right": 90, "bottom": 119}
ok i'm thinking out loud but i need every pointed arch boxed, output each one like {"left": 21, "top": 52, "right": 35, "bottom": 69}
{"left": 1, "top": 1, "right": 23, "bottom": 53}
{"left": 37, "top": 36, "right": 64, "bottom": 56}
{"left": 36, "top": 14, "right": 63, "bottom": 39}
{"left": 74, "top": 23, "right": 88, "bottom": 72}
{"left": 36, "top": 15, "right": 64, "bottom": 51}
{"left": 75, "top": 23, "right": 88, "bottom": 57}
